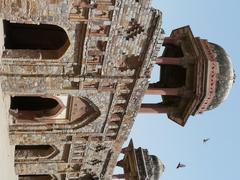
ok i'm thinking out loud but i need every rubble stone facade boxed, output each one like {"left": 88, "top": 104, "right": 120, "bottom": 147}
{"left": 0, "top": 0, "right": 163, "bottom": 179}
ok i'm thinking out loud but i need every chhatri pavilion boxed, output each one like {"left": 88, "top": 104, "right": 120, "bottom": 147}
{"left": 140, "top": 26, "right": 235, "bottom": 126}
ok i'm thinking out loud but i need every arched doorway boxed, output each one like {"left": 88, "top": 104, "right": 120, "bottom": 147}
{"left": 3, "top": 20, "right": 70, "bottom": 59}
{"left": 10, "top": 96, "right": 65, "bottom": 121}
{"left": 15, "top": 145, "right": 58, "bottom": 160}
{"left": 9, "top": 95, "right": 101, "bottom": 129}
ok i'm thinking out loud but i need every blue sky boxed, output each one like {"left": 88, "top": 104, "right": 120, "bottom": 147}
{"left": 129, "top": 0, "right": 240, "bottom": 180}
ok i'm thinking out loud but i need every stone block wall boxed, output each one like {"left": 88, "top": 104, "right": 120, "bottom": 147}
{"left": 0, "top": 0, "right": 163, "bottom": 179}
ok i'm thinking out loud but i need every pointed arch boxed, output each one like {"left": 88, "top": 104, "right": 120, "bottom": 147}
{"left": 10, "top": 95, "right": 65, "bottom": 122}
{"left": 68, "top": 96, "right": 101, "bottom": 128}
{"left": 15, "top": 145, "right": 59, "bottom": 161}
{"left": 2, "top": 20, "right": 70, "bottom": 60}
{"left": 9, "top": 95, "right": 101, "bottom": 130}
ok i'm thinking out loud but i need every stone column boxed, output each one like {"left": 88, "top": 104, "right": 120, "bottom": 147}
{"left": 146, "top": 87, "right": 183, "bottom": 96}
{"left": 155, "top": 57, "right": 182, "bottom": 65}
{"left": 139, "top": 103, "right": 176, "bottom": 113}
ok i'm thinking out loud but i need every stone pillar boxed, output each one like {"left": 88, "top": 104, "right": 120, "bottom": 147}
{"left": 139, "top": 103, "right": 176, "bottom": 113}
{"left": 155, "top": 57, "right": 182, "bottom": 65}
{"left": 146, "top": 87, "right": 183, "bottom": 96}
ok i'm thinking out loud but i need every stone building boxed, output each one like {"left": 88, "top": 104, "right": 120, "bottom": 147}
{"left": 140, "top": 26, "right": 235, "bottom": 126}
{"left": 0, "top": 0, "right": 234, "bottom": 180}
{"left": 0, "top": 0, "right": 163, "bottom": 179}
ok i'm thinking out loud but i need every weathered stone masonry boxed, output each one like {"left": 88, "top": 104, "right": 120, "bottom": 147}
{"left": 0, "top": 0, "right": 163, "bottom": 179}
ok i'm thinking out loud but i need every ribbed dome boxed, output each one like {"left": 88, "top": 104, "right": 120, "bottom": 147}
{"left": 149, "top": 155, "right": 165, "bottom": 180}
{"left": 207, "top": 43, "right": 235, "bottom": 110}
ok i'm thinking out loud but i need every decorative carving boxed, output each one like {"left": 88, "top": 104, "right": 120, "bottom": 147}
{"left": 95, "top": 145, "right": 107, "bottom": 152}
{"left": 89, "top": 25, "right": 110, "bottom": 36}
{"left": 124, "top": 55, "right": 141, "bottom": 69}
{"left": 113, "top": 104, "right": 125, "bottom": 113}
{"left": 86, "top": 65, "right": 101, "bottom": 75}
{"left": 99, "top": 81, "right": 116, "bottom": 91}
{"left": 97, "top": 41, "right": 108, "bottom": 51}
{"left": 89, "top": 159, "right": 102, "bottom": 166}
{"left": 70, "top": 143, "right": 86, "bottom": 163}
{"left": 110, "top": 113, "right": 122, "bottom": 122}
{"left": 69, "top": 0, "right": 97, "bottom": 21}
{"left": 117, "top": 94, "right": 129, "bottom": 103}
{"left": 15, "top": 145, "right": 59, "bottom": 161}
{"left": 126, "top": 19, "right": 144, "bottom": 40}
{"left": 86, "top": 55, "right": 103, "bottom": 65}
{"left": 118, "top": 82, "right": 133, "bottom": 92}
{"left": 93, "top": 9, "right": 113, "bottom": 20}
{"left": 69, "top": 97, "right": 100, "bottom": 124}
{"left": 83, "top": 82, "right": 99, "bottom": 89}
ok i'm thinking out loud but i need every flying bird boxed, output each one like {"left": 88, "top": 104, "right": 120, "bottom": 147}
{"left": 203, "top": 138, "right": 210, "bottom": 143}
{"left": 176, "top": 162, "right": 186, "bottom": 169}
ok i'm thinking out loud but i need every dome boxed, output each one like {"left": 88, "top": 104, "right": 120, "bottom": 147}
{"left": 207, "top": 43, "right": 235, "bottom": 110}
{"left": 149, "top": 155, "right": 165, "bottom": 180}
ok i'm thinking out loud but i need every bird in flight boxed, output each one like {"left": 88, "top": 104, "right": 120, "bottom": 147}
{"left": 176, "top": 162, "right": 186, "bottom": 169}
{"left": 203, "top": 138, "right": 210, "bottom": 143}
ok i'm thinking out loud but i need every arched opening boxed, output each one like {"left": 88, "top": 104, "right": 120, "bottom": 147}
{"left": 10, "top": 96, "right": 64, "bottom": 121}
{"left": 19, "top": 175, "right": 55, "bottom": 180}
{"left": 3, "top": 20, "right": 70, "bottom": 59}
{"left": 15, "top": 145, "right": 58, "bottom": 160}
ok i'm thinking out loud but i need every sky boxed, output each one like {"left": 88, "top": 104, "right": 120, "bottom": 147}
{"left": 128, "top": 0, "right": 240, "bottom": 180}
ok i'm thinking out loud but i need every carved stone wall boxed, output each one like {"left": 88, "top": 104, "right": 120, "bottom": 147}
{"left": 0, "top": 0, "right": 163, "bottom": 179}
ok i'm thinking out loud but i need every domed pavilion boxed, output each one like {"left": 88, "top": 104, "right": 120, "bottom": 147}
{"left": 113, "top": 139, "right": 165, "bottom": 180}
{"left": 140, "top": 26, "right": 235, "bottom": 126}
